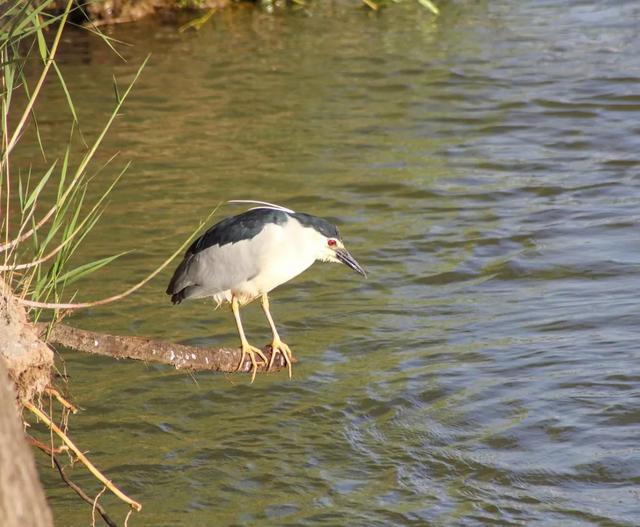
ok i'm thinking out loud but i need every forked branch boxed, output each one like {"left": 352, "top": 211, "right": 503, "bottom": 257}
{"left": 28, "top": 436, "right": 118, "bottom": 527}
{"left": 25, "top": 401, "right": 142, "bottom": 512}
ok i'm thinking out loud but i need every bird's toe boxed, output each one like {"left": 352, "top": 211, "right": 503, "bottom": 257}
{"left": 268, "top": 339, "right": 294, "bottom": 378}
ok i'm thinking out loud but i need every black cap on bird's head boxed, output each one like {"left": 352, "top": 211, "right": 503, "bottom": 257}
{"left": 293, "top": 212, "right": 367, "bottom": 278}
{"left": 291, "top": 212, "right": 340, "bottom": 239}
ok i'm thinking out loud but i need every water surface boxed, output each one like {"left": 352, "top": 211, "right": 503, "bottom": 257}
{"left": 19, "top": 1, "right": 640, "bottom": 525}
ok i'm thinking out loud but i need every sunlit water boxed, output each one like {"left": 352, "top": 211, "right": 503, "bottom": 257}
{"left": 16, "top": 1, "right": 640, "bottom": 525}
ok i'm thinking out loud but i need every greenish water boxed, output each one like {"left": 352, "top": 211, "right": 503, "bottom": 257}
{"left": 18, "top": 1, "right": 640, "bottom": 525}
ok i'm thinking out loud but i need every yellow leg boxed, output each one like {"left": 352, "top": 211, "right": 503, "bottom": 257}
{"left": 231, "top": 296, "right": 267, "bottom": 383}
{"left": 261, "top": 294, "right": 293, "bottom": 378}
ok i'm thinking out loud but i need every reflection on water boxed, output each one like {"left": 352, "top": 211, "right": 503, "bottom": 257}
{"left": 19, "top": 1, "right": 640, "bottom": 525}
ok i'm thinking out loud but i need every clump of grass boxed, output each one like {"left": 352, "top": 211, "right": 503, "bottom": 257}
{"left": 1, "top": 0, "right": 148, "bottom": 321}
{"left": 0, "top": 3, "right": 215, "bottom": 521}
{"left": 2, "top": 1, "right": 204, "bottom": 321}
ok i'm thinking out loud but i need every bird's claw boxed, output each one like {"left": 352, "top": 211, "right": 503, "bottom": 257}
{"left": 238, "top": 343, "right": 268, "bottom": 383}
{"left": 268, "top": 338, "right": 293, "bottom": 378}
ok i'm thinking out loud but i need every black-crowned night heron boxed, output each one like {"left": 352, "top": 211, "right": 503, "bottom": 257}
{"left": 166, "top": 201, "right": 366, "bottom": 382}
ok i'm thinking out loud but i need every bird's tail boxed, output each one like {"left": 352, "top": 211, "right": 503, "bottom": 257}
{"left": 166, "top": 254, "right": 193, "bottom": 304}
{"left": 170, "top": 290, "right": 185, "bottom": 305}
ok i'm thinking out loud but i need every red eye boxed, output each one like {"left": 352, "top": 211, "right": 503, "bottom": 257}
{"left": 328, "top": 239, "right": 337, "bottom": 247}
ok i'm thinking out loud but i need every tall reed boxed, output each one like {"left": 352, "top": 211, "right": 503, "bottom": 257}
{"left": 1, "top": 0, "right": 146, "bottom": 322}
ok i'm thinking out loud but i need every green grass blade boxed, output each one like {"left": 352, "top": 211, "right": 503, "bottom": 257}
{"left": 57, "top": 144, "right": 71, "bottom": 202}
{"left": 73, "top": 55, "right": 149, "bottom": 181}
{"left": 24, "top": 161, "right": 57, "bottom": 211}
{"left": 2, "top": 1, "right": 54, "bottom": 48}
{"left": 417, "top": 0, "right": 439, "bottom": 15}
{"left": 55, "top": 251, "right": 130, "bottom": 286}
{"left": 16, "top": 65, "right": 47, "bottom": 160}
{"left": 52, "top": 60, "right": 78, "bottom": 124}
{"left": 34, "top": 20, "right": 49, "bottom": 63}
{"left": 112, "top": 74, "right": 121, "bottom": 104}
{"left": 18, "top": 172, "right": 25, "bottom": 212}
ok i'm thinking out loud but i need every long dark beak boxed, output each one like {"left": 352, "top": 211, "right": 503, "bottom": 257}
{"left": 336, "top": 248, "right": 367, "bottom": 278}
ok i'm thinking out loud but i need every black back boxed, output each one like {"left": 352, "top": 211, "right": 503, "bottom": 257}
{"left": 185, "top": 208, "right": 340, "bottom": 257}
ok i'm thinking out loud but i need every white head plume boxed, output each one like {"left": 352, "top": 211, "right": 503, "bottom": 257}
{"left": 227, "top": 200, "right": 295, "bottom": 214}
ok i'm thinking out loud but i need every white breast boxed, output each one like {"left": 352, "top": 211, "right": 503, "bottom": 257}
{"left": 247, "top": 220, "right": 320, "bottom": 294}
{"left": 187, "top": 217, "right": 323, "bottom": 305}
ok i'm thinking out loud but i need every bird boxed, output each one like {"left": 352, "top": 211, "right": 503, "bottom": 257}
{"left": 166, "top": 200, "right": 366, "bottom": 382}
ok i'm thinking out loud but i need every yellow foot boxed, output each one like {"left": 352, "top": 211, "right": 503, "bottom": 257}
{"left": 237, "top": 342, "right": 268, "bottom": 383}
{"left": 268, "top": 338, "right": 293, "bottom": 378}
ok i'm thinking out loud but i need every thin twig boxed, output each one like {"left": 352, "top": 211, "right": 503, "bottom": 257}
{"left": 44, "top": 386, "right": 78, "bottom": 414}
{"left": 48, "top": 391, "right": 55, "bottom": 467}
{"left": 25, "top": 401, "right": 142, "bottom": 512}
{"left": 92, "top": 486, "right": 107, "bottom": 527}
{"left": 29, "top": 437, "right": 118, "bottom": 527}
{"left": 26, "top": 435, "right": 69, "bottom": 455}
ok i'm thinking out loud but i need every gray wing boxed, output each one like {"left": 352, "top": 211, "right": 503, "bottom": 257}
{"left": 167, "top": 235, "right": 267, "bottom": 304}
{"left": 166, "top": 253, "right": 197, "bottom": 303}
{"left": 166, "top": 208, "right": 291, "bottom": 304}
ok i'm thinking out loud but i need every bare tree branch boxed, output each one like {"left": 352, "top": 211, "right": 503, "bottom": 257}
{"left": 25, "top": 401, "right": 142, "bottom": 512}
{"left": 28, "top": 436, "right": 118, "bottom": 527}
{"left": 38, "top": 323, "right": 292, "bottom": 374}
